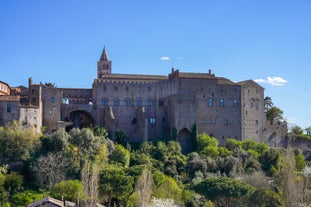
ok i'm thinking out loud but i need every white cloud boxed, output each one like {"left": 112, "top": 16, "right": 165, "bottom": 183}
{"left": 254, "top": 76, "right": 288, "bottom": 86}
{"left": 160, "top": 56, "right": 170, "bottom": 61}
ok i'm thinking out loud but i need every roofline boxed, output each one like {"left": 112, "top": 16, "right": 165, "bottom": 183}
{"left": 0, "top": 80, "right": 11, "bottom": 90}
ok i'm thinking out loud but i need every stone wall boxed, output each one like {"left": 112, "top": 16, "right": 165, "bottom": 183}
{"left": 0, "top": 96, "right": 20, "bottom": 126}
{"left": 240, "top": 80, "right": 266, "bottom": 143}
{"left": 19, "top": 105, "right": 42, "bottom": 133}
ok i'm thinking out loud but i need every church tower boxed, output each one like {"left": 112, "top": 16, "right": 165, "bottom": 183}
{"left": 97, "top": 47, "right": 112, "bottom": 78}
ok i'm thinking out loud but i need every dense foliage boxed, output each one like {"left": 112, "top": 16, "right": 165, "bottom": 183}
{"left": 0, "top": 121, "right": 311, "bottom": 207}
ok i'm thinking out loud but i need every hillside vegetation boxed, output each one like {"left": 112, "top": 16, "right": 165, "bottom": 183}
{"left": 0, "top": 121, "right": 311, "bottom": 207}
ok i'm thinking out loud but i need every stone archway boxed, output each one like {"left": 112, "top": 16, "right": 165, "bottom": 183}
{"left": 67, "top": 110, "right": 95, "bottom": 130}
{"left": 177, "top": 128, "right": 192, "bottom": 154}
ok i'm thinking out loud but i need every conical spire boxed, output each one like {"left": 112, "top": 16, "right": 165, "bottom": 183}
{"left": 100, "top": 47, "right": 110, "bottom": 61}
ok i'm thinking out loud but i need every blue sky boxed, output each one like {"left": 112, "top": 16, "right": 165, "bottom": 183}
{"left": 1, "top": 0, "right": 310, "bottom": 130}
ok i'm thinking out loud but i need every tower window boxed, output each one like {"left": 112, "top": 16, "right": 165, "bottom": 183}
{"left": 224, "top": 119, "right": 229, "bottom": 126}
{"left": 135, "top": 100, "right": 142, "bottom": 106}
{"left": 101, "top": 98, "right": 108, "bottom": 106}
{"left": 210, "top": 118, "right": 215, "bottom": 125}
{"left": 208, "top": 98, "right": 213, "bottom": 107}
{"left": 147, "top": 99, "right": 153, "bottom": 106}
{"left": 150, "top": 117, "right": 156, "bottom": 124}
{"left": 219, "top": 99, "right": 224, "bottom": 107}
{"left": 125, "top": 99, "right": 131, "bottom": 106}
{"left": 233, "top": 99, "right": 238, "bottom": 107}
{"left": 51, "top": 97, "right": 56, "bottom": 103}
{"left": 113, "top": 100, "right": 119, "bottom": 106}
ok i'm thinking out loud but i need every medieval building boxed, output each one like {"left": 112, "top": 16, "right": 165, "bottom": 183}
{"left": 0, "top": 48, "right": 287, "bottom": 152}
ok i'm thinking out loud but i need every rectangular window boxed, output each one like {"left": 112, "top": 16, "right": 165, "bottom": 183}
{"left": 136, "top": 100, "right": 142, "bottom": 106}
{"left": 208, "top": 98, "right": 213, "bottom": 107}
{"left": 150, "top": 117, "right": 156, "bottom": 124}
{"left": 147, "top": 100, "right": 153, "bottom": 106}
{"left": 113, "top": 100, "right": 119, "bottom": 106}
{"left": 233, "top": 99, "right": 238, "bottom": 107}
{"left": 7, "top": 104, "right": 11, "bottom": 113}
{"left": 210, "top": 118, "right": 215, "bottom": 125}
{"left": 201, "top": 119, "right": 206, "bottom": 124}
{"left": 125, "top": 100, "right": 131, "bottom": 106}
{"left": 219, "top": 99, "right": 224, "bottom": 107}
{"left": 159, "top": 100, "right": 164, "bottom": 106}
{"left": 51, "top": 97, "right": 56, "bottom": 103}
{"left": 101, "top": 99, "right": 108, "bottom": 106}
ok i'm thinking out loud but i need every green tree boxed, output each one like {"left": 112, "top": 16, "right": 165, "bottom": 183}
{"left": 99, "top": 166, "right": 134, "bottom": 207}
{"left": 69, "top": 128, "right": 104, "bottom": 157}
{"left": 40, "top": 128, "right": 70, "bottom": 154}
{"left": 10, "top": 190, "right": 44, "bottom": 207}
{"left": 247, "top": 189, "right": 283, "bottom": 207}
{"left": 0, "top": 166, "right": 8, "bottom": 204}
{"left": 44, "top": 82, "right": 57, "bottom": 88}
{"left": 295, "top": 153, "right": 305, "bottom": 171}
{"left": 186, "top": 152, "right": 207, "bottom": 179}
{"left": 264, "top": 96, "right": 273, "bottom": 112}
{"left": 197, "top": 133, "right": 218, "bottom": 152}
{"left": 50, "top": 180, "right": 84, "bottom": 203}
{"left": 291, "top": 125, "right": 304, "bottom": 135}
{"left": 266, "top": 106, "right": 283, "bottom": 123}
{"left": 259, "top": 148, "right": 282, "bottom": 176}
{"left": 305, "top": 126, "right": 311, "bottom": 136}
{"left": 193, "top": 176, "right": 253, "bottom": 207}
{"left": 152, "top": 171, "right": 182, "bottom": 204}
{"left": 109, "top": 144, "right": 130, "bottom": 167}
{"left": 93, "top": 125, "right": 109, "bottom": 138}
{"left": 115, "top": 130, "right": 128, "bottom": 146}
{"left": 4, "top": 172, "right": 23, "bottom": 196}
{"left": 0, "top": 121, "right": 40, "bottom": 163}
{"left": 164, "top": 141, "right": 186, "bottom": 176}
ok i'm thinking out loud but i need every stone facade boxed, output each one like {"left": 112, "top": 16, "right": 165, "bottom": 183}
{"left": 0, "top": 78, "right": 42, "bottom": 132}
{"left": 0, "top": 48, "right": 288, "bottom": 151}
{"left": 40, "top": 48, "right": 270, "bottom": 150}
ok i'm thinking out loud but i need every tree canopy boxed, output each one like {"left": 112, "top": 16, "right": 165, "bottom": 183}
{"left": 193, "top": 177, "right": 254, "bottom": 207}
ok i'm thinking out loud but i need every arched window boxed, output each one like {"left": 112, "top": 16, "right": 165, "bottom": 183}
{"left": 147, "top": 98, "right": 153, "bottom": 106}
{"left": 135, "top": 99, "right": 142, "bottom": 106}
{"left": 125, "top": 98, "right": 131, "bottom": 106}
{"left": 113, "top": 99, "right": 119, "bottom": 106}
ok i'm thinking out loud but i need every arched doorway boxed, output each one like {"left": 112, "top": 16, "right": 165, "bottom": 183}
{"left": 67, "top": 110, "right": 94, "bottom": 130}
{"left": 177, "top": 128, "right": 192, "bottom": 154}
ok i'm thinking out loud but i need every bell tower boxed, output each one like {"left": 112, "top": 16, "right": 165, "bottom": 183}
{"left": 97, "top": 47, "right": 112, "bottom": 78}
